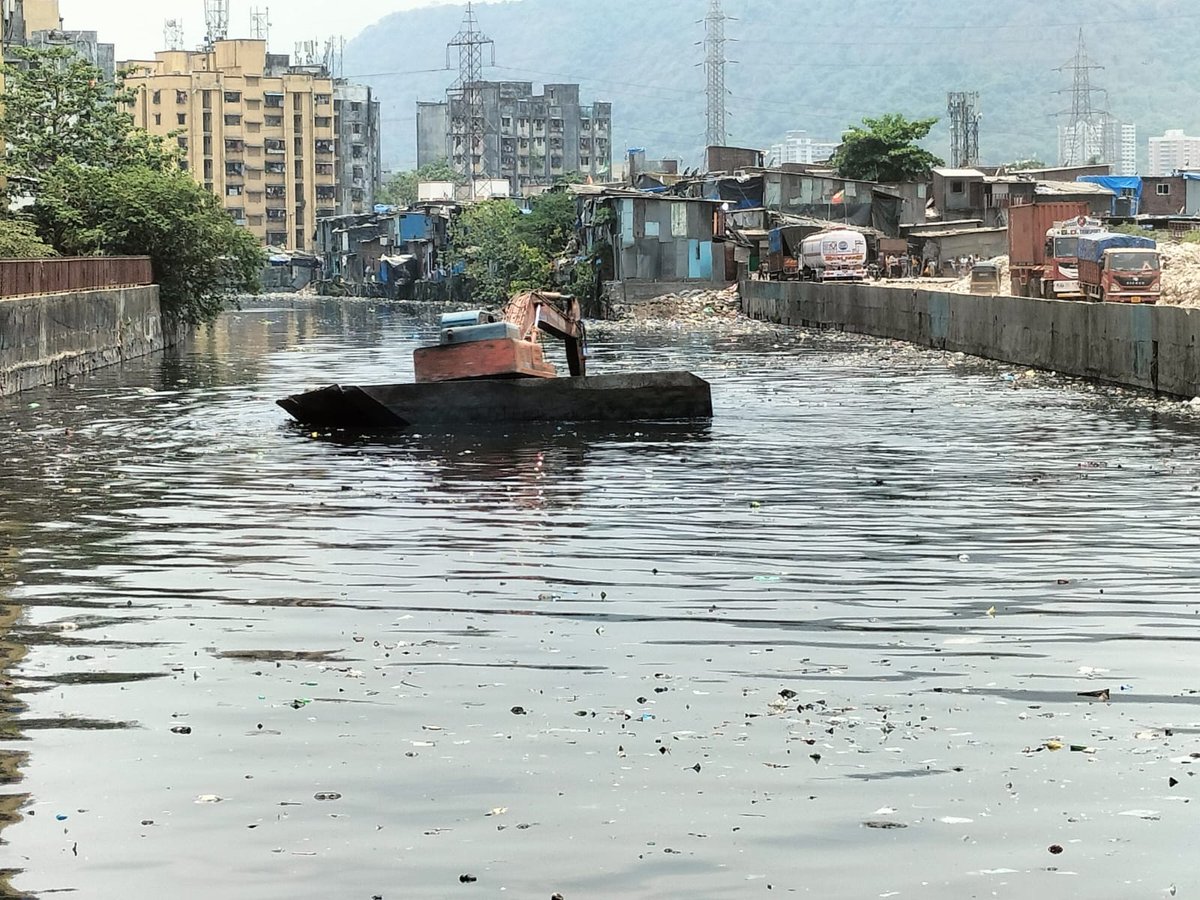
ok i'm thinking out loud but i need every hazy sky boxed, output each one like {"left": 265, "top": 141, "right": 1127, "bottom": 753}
{"left": 59, "top": 0, "right": 462, "bottom": 60}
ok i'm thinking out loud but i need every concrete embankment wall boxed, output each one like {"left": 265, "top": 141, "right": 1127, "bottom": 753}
{"left": 741, "top": 279, "right": 1200, "bottom": 398}
{"left": 0, "top": 286, "right": 166, "bottom": 397}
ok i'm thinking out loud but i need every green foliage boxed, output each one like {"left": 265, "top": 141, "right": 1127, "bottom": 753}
{"left": 1112, "top": 223, "right": 1200, "bottom": 244}
{"left": 449, "top": 189, "right": 581, "bottom": 304}
{"left": 0, "top": 47, "right": 179, "bottom": 181}
{"left": 32, "top": 161, "right": 264, "bottom": 324}
{"left": 0, "top": 218, "right": 56, "bottom": 258}
{"left": 450, "top": 200, "right": 549, "bottom": 304}
{"left": 517, "top": 189, "right": 578, "bottom": 257}
{"left": 380, "top": 160, "right": 460, "bottom": 208}
{"left": 832, "top": 114, "right": 944, "bottom": 183}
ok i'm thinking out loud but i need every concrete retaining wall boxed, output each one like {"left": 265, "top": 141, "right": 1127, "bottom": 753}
{"left": 741, "top": 279, "right": 1200, "bottom": 398}
{"left": 606, "top": 280, "right": 728, "bottom": 305}
{"left": 0, "top": 286, "right": 166, "bottom": 397}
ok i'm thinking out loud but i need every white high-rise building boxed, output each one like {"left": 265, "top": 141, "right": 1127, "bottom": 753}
{"left": 1058, "top": 115, "right": 1137, "bottom": 175}
{"left": 767, "top": 130, "right": 840, "bottom": 167}
{"left": 1148, "top": 129, "right": 1200, "bottom": 176}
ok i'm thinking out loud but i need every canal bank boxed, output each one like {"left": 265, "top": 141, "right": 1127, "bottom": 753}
{"left": 741, "top": 279, "right": 1200, "bottom": 398}
{"left": 0, "top": 259, "right": 164, "bottom": 398}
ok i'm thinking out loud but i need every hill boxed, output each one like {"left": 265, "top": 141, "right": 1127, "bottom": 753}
{"left": 345, "top": 0, "right": 1200, "bottom": 173}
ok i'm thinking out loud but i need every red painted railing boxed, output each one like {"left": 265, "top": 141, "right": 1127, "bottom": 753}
{"left": 0, "top": 257, "right": 154, "bottom": 298}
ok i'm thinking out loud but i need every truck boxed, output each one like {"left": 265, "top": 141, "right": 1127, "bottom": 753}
{"left": 1044, "top": 215, "right": 1105, "bottom": 297}
{"left": 763, "top": 226, "right": 803, "bottom": 280}
{"left": 1075, "top": 233, "right": 1162, "bottom": 304}
{"left": 1007, "top": 201, "right": 1090, "bottom": 298}
{"left": 800, "top": 229, "right": 868, "bottom": 282}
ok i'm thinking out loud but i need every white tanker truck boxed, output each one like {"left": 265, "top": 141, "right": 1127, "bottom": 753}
{"left": 800, "top": 229, "right": 869, "bottom": 282}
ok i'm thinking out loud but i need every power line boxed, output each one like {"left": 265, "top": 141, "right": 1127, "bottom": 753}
{"left": 1054, "top": 30, "right": 1109, "bottom": 166}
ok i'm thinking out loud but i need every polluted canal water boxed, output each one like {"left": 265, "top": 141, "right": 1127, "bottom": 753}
{"left": 1, "top": 300, "right": 1200, "bottom": 899}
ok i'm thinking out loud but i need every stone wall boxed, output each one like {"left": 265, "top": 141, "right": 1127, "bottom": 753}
{"left": 741, "top": 279, "right": 1200, "bottom": 398}
{"left": 0, "top": 286, "right": 166, "bottom": 397}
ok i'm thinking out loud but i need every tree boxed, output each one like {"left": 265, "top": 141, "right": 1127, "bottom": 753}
{"left": 516, "top": 188, "right": 578, "bottom": 259}
{"left": 380, "top": 160, "right": 460, "bottom": 208}
{"left": 32, "top": 161, "right": 263, "bottom": 324}
{"left": 832, "top": 114, "right": 944, "bottom": 183}
{"left": 0, "top": 46, "right": 179, "bottom": 182}
{"left": 0, "top": 218, "right": 56, "bottom": 258}
{"left": 449, "top": 199, "right": 550, "bottom": 305}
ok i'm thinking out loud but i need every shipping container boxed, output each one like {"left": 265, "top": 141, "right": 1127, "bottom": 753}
{"left": 1007, "top": 201, "right": 1089, "bottom": 297}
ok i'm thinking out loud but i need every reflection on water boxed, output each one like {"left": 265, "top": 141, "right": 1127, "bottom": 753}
{"left": 2, "top": 302, "right": 1200, "bottom": 898}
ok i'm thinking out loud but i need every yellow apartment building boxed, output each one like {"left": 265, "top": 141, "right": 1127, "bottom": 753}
{"left": 124, "top": 40, "right": 338, "bottom": 251}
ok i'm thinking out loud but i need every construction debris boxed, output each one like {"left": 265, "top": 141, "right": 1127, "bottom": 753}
{"left": 1156, "top": 242, "right": 1200, "bottom": 307}
{"left": 596, "top": 286, "right": 780, "bottom": 335}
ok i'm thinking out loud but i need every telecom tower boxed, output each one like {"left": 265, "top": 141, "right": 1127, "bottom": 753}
{"left": 1054, "top": 30, "right": 1111, "bottom": 167}
{"left": 250, "top": 7, "right": 271, "bottom": 42}
{"left": 447, "top": 3, "right": 495, "bottom": 195}
{"left": 204, "top": 0, "right": 229, "bottom": 48}
{"left": 324, "top": 37, "right": 346, "bottom": 80}
{"left": 947, "top": 92, "right": 981, "bottom": 168}
{"left": 704, "top": 0, "right": 730, "bottom": 148}
{"left": 164, "top": 18, "right": 185, "bottom": 51}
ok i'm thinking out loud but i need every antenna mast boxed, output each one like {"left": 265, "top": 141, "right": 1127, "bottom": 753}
{"left": 947, "top": 92, "right": 981, "bottom": 168}
{"left": 1055, "top": 30, "right": 1109, "bottom": 166}
{"left": 704, "top": 0, "right": 730, "bottom": 147}
{"left": 164, "top": 18, "right": 185, "bottom": 51}
{"left": 447, "top": 2, "right": 495, "bottom": 197}
{"left": 204, "top": 0, "right": 229, "bottom": 48}
{"left": 250, "top": 7, "right": 271, "bottom": 42}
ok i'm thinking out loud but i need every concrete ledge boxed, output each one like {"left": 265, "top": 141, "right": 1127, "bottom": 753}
{"left": 741, "top": 279, "right": 1200, "bottom": 398}
{"left": 0, "top": 286, "right": 166, "bottom": 397}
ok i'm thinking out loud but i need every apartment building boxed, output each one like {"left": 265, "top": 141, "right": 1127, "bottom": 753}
{"left": 1148, "top": 129, "right": 1200, "bottom": 177}
{"left": 418, "top": 82, "right": 613, "bottom": 195}
{"left": 334, "top": 82, "right": 382, "bottom": 216}
{"left": 125, "top": 40, "right": 339, "bottom": 251}
{"left": 4, "top": 0, "right": 115, "bottom": 80}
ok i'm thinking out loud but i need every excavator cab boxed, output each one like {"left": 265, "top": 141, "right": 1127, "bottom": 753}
{"left": 413, "top": 292, "right": 588, "bottom": 384}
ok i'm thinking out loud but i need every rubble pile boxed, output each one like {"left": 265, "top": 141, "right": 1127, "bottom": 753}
{"left": 598, "top": 285, "right": 779, "bottom": 334}
{"left": 1157, "top": 241, "right": 1200, "bottom": 307}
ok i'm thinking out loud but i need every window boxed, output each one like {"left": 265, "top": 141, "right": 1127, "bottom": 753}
{"left": 350, "top": 102, "right": 362, "bottom": 113}
{"left": 177, "top": 136, "right": 188, "bottom": 150}
{"left": 152, "top": 90, "right": 161, "bottom": 104}
{"left": 224, "top": 91, "right": 241, "bottom": 103}
{"left": 154, "top": 113, "right": 162, "bottom": 126}
{"left": 951, "top": 180, "right": 965, "bottom": 193}
{"left": 265, "top": 139, "right": 286, "bottom": 155}
{"left": 265, "top": 93, "right": 284, "bottom": 109}
{"left": 226, "top": 162, "right": 244, "bottom": 177}
{"left": 352, "top": 124, "right": 362, "bottom": 135}
{"left": 1157, "top": 183, "right": 1172, "bottom": 196}
{"left": 177, "top": 113, "right": 187, "bottom": 126}
{"left": 315, "top": 94, "right": 331, "bottom": 105}
{"left": 226, "top": 185, "right": 243, "bottom": 196}
{"left": 224, "top": 114, "right": 242, "bottom": 126}
{"left": 266, "top": 115, "right": 283, "bottom": 127}
{"left": 225, "top": 139, "right": 244, "bottom": 152}
{"left": 176, "top": 90, "right": 188, "bottom": 104}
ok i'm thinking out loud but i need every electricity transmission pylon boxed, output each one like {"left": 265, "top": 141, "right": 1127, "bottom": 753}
{"left": 704, "top": 0, "right": 730, "bottom": 148}
{"left": 447, "top": 2, "right": 495, "bottom": 197}
{"left": 1054, "top": 30, "right": 1110, "bottom": 166}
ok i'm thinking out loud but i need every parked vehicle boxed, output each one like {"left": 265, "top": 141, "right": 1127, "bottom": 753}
{"left": 1044, "top": 215, "right": 1105, "bottom": 297}
{"left": 800, "top": 229, "right": 868, "bottom": 282}
{"left": 969, "top": 262, "right": 1002, "bottom": 295}
{"left": 1076, "top": 233, "right": 1161, "bottom": 303}
{"left": 1007, "top": 202, "right": 1090, "bottom": 298}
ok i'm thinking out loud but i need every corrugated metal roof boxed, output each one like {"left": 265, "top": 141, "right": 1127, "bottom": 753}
{"left": 1035, "top": 180, "right": 1114, "bottom": 196}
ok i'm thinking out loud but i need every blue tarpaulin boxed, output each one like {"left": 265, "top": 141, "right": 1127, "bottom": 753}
{"left": 1076, "top": 232, "right": 1156, "bottom": 264}
{"left": 1077, "top": 176, "right": 1142, "bottom": 215}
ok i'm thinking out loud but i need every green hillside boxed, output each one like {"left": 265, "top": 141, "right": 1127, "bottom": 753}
{"left": 345, "top": 0, "right": 1200, "bottom": 173}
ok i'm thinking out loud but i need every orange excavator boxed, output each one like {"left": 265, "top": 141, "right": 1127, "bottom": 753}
{"left": 413, "top": 291, "right": 588, "bottom": 384}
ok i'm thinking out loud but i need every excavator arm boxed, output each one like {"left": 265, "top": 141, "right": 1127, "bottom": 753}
{"left": 503, "top": 291, "right": 588, "bottom": 377}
